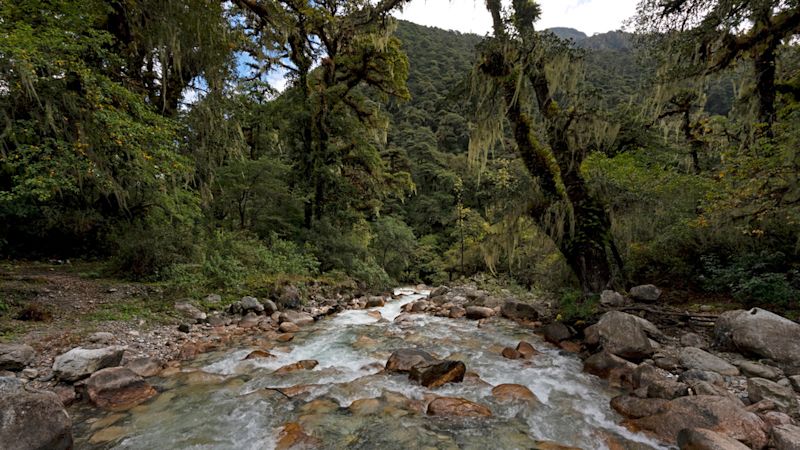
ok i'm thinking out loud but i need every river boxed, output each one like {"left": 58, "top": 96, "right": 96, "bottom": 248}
{"left": 74, "top": 288, "right": 668, "bottom": 449}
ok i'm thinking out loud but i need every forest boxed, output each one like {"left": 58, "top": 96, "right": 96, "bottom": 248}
{"left": 1, "top": 0, "right": 798, "bottom": 315}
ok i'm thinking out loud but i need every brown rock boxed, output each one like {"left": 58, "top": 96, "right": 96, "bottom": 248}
{"left": 86, "top": 367, "right": 157, "bottom": 411}
{"left": 279, "top": 322, "right": 300, "bottom": 333}
{"left": 0, "top": 379, "right": 73, "bottom": 450}
{"left": 501, "top": 347, "right": 523, "bottom": 360}
{"left": 626, "top": 395, "right": 768, "bottom": 448}
{"left": 274, "top": 360, "right": 318, "bottom": 374}
{"left": 584, "top": 351, "right": 637, "bottom": 389}
{"left": 277, "top": 333, "right": 294, "bottom": 342}
{"left": 559, "top": 341, "right": 582, "bottom": 353}
{"left": 677, "top": 428, "right": 750, "bottom": 450}
{"left": 610, "top": 395, "right": 669, "bottom": 419}
{"left": 647, "top": 378, "right": 690, "bottom": 400}
{"left": 385, "top": 349, "right": 437, "bottom": 373}
{"left": 244, "top": 350, "right": 274, "bottom": 360}
{"left": 349, "top": 398, "right": 382, "bottom": 416}
{"left": 367, "top": 310, "right": 382, "bottom": 319}
{"left": 771, "top": 424, "right": 800, "bottom": 450}
{"left": 542, "top": 322, "right": 571, "bottom": 344}
{"left": 465, "top": 306, "right": 494, "bottom": 320}
{"left": 124, "top": 357, "right": 164, "bottom": 378}
{"left": 516, "top": 341, "right": 539, "bottom": 359}
{"left": 426, "top": 397, "right": 492, "bottom": 417}
{"left": 275, "top": 422, "right": 320, "bottom": 450}
{"left": 409, "top": 360, "right": 466, "bottom": 388}
{"left": 449, "top": 306, "right": 466, "bottom": 319}
{"left": 491, "top": 384, "right": 538, "bottom": 403}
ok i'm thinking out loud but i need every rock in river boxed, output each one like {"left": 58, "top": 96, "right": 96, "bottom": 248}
{"left": 385, "top": 349, "right": 437, "bottom": 373}
{"left": 426, "top": 396, "right": 492, "bottom": 418}
{"left": 465, "top": 306, "right": 494, "bottom": 320}
{"left": 53, "top": 346, "right": 125, "bottom": 382}
{"left": 0, "top": 377, "right": 73, "bottom": 450}
{"left": 86, "top": 367, "right": 157, "bottom": 411}
{"left": 409, "top": 360, "right": 466, "bottom": 388}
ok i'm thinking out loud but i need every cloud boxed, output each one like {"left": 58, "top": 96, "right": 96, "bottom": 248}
{"left": 396, "top": 0, "right": 639, "bottom": 35}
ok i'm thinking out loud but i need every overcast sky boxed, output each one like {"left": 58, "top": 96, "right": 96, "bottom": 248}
{"left": 396, "top": 0, "right": 640, "bottom": 36}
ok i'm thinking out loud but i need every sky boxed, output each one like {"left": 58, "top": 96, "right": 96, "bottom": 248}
{"left": 396, "top": 0, "right": 640, "bottom": 36}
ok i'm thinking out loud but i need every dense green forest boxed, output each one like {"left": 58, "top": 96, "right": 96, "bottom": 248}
{"left": 1, "top": 0, "right": 798, "bottom": 310}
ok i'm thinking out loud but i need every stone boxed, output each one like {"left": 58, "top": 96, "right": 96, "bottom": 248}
{"left": 600, "top": 290, "right": 626, "bottom": 307}
{"left": 86, "top": 367, "right": 157, "bottom": 411}
{"left": 647, "top": 378, "right": 690, "bottom": 400}
{"left": 178, "top": 323, "right": 191, "bottom": 333}
{"left": 279, "top": 310, "right": 314, "bottom": 326}
{"left": 279, "top": 322, "right": 300, "bottom": 333}
{"left": 277, "top": 285, "right": 302, "bottom": 309}
{"left": 789, "top": 375, "right": 800, "bottom": 393}
{"left": 491, "top": 384, "right": 538, "bottom": 403}
{"left": 87, "top": 332, "right": 115, "bottom": 345}
{"left": 465, "top": 306, "right": 494, "bottom": 320}
{"left": 679, "top": 369, "right": 725, "bottom": 386}
{"left": 448, "top": 306, "right": 466, "bottom": 319}
{"left": 204, "top": 294, "right": 222, "bottom": 304}
{"left": 679, "top": 347, "right": 739, "bottom": 376}
{"left": 583, "top": 351, "right": 637, "bottom": 389}
{"left": 274, "top": 360, "right": 318, "bottom": 374}
{"left": 501, "top": 347, "right": 523, "bottom": 359}
{"left": 771, "top": 424, "right": 800, "bottom": 450}
{"left": 676, "top": 428, "right": 750, "bottom": 450}
{"left": 714, "top": 308, "right": 800, "bottom": 366}
{"left": 633, "top": 363, "right": 665, "bottom": 390}
{"left": 385, "top": 349, "right": 437, "bottom": 373}
{"left": 738, "top": 361, "right": 781, "bottom": 380}
{"left": 429, "top": 286, "right": 450, "bottom": 298}
{"left": 244, "top": 350, "right": 274, "bottom": 360}
{"left": 53, "top": 346, "right": 125, "bottom": 382}
{"left": 592, "top": 311, "right": 654, "bottom": 360}
{"left": 625, "top": 395, "right": 767, "bottom": 449}
{"left": 516, "top": 341, "right": 538, "bottom": 359}
{"left": 366, "top": 296, "right": 385, "bottom": 308}
{"left": 610, "top": 395, "right": 668, "bottom": 419}
{"left": 500, "top": 300, "right": 541, "bottom": 321}
{"left": 426, "top": 396, "right": 492, "bottom": 417}
{"left": 542, "top": 322, "right": 572, "bottom": 344}
{"left": 408, "top": 360, "right": 466, "bottom": 388}
{"left": 747, "top": 377, "right": 799, "bottom": 414}
{"left": 275, "top": 422, "right": 320, "bottom": 450}
{"left": 240, "top": 296, "right": 264, "bottom": 313}
{"left": 760, "top": 411, "right": 793, "bottom": 428}
{"left": 277, "top": 333, "right": 294, "bottom": 342}
{"left": 174, "top": 302, "right": 206, "bottom": 322}
{"left": 630, "top": 284, "right": 662, "bottom": 302}
{"left": 681, "top": 332, "right": 710, "bottom": 349}
{"left": 0, "top": 377, "right": 73, "bottom": 450}
{"left": 655, "top": 356, "right": 681, "bottom": 371}
{"left": 262, "top": 299, "right": 278, "bottom": 315}
{"left": 0, "top": 343, "right": 35, "bottom": 371}
{"left": 124, "top": 357, "right": 163, "bottom": 378}
{"left": 238, "top": 312, "right": 260, "bottom": 328}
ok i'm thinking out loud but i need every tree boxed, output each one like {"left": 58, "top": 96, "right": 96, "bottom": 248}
{"left": 470, "top": 0, "right": 622, "bottom": 293}
{"left": 634, "top": 0, "right": 800, "bottom": 136}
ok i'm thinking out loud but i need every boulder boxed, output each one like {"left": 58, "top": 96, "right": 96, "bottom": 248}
{"left": 262, "top": 299, "right": 278, "bottom": 315}
{"left": 491, "top": 384, "right": 538, "bottom": 403}
{"left": 174, "top": 301, "right": 206, "bottom": 322}
{"left": 516, "top": 341, "right": 538, "bottom": 359}
{"left": 277, "top": 285, "right": 301, "bottom": 309}
{"left": 279, "top": 322, "right": 300, "bottom": 333}
{"left": 87, "top": 332, "right": 115, "bottom": 345}
{"left": 365, "top": 296, "right": 385, "bottom": 308}
{"left": 592, "top": 311, "right": 654, "bottom": 360}
{"left": 771, "top": 424, "right": 800, "bottom": 450}
{"left": 647, "top": 378, "right": 690, "bottom": 400}
{"left": 630, "top": 284, "right": 662, "bottom": 302}
{"left": 625, "top": 395, "right": 767, "bottom": 449}
{"left": 679, "top": 347, "right": 739, "bottom": 376}
{"left": 86, "top": 367, "right": 157, "bottom": 411}
{"left": 714, "top": 308, "right": 800, "bottom": 366}
{"left": 426, "top": 397, "right": 492, "bottom": 417}
{"left": 600, "top": 290, "right": 626, "bottom": 307}
{"left": 0, "top": 343, "right": 35, "bottom": 371}
{"left": 676, "top": 428, "right": 750, "bottom": 450}
{"left": 429, "top": 285, "right": 450, "bottom": 298}
{"left": 279, "top": 311, "right": 314, "bottom": 326}
{"left": 681, "top": 332, "right": 709, "bottom": 349}
{"left": 124, "top": 357, "right": 164, "bottom": 378}
{"left": 449, "top": 306, "right": 466, "bottom": 319}
{"left": 500, "top": 300, "right": 540, "bottom": 321}
{"left": 244, "top": 350, "right": 274, "bottom": 360}
{"left": 738, "top": 361, "right": 781, "bottom": 380}
{"left": 747, "top": 377, "right": 799, "bottom": 415}
{"left": 53, "top": 346, "right": 125, "bottom": 382}
{"left": 0, "top": 377, "right": 73, "bottom": 450}
{"left": 501, "top": 347, "right": 522, "bottom": 360}
{"left": 679, "top": 369, "right": 725, "bottom": 386}
{"left": 610, "top": 395, "right": 668, "bottom": 419}
{"left": 408, "top": 360, "right": 466, "bottom": 388}
{"left": 789, "top": 375, "right": 800, "bottom": 393}
{"left": 583, "top": 351, "right": 637, "bottom": 389}
{"left": 385, "top": 349, "right": 437, "bottom": 373}
{"left": 274, "top": 360, "right": 318, "bottom": 374}
{"left": 542, "top": 323, "right": 572, "bottom": 344}
{"left": 465, "top": 306, "right": 494, "bottom": 320}
{"left": 240, "top": 296, "right": 264, "bottom": 313}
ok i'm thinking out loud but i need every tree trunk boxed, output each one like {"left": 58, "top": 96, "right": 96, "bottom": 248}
{"left": 753, "top": 39, "right": 778, "bottom": 137}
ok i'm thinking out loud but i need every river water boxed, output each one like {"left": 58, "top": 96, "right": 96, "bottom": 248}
{"left": 75, "top": 288, "right": 668, "bottom": 449}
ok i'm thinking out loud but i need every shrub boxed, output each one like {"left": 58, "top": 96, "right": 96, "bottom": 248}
{"left": 700, "top": 252, "right": 799, "bottom": 307}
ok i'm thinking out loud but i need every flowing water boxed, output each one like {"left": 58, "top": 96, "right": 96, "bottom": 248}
{"left": 75, "top": 289, "right": 669, "bottom": 449}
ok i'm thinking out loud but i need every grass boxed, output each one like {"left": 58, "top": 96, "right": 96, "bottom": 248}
{"left": 85, "top": 298, "right": 174, "bottom": 323}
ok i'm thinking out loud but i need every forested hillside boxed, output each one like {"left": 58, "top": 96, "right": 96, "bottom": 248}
{"left": 1, "top": 1, "right": 798, "bottom": 313}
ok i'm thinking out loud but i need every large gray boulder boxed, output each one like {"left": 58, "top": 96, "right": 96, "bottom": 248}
{"left": 630, "top": 284, "right": 662, "bottom": 302}
{"left": 174, "top": 301, "right": 206, "bottom": 322}
{"left": 747, "top": 377, "right": 799, "bottom": 415}
{"left": 52, "top": 346, "right": 125, "bottom": 382}
{"left": 676, "top": 428, "right": 750, "bottom": 450}
{"left": 278, "top": 310, "right": 314, "bottom": 326}
{"left": 0, "top": 377, "right": 73, "bottom": 449}
{"left": 0, "top": 343, "right": 35, "bottom": 371}
{"left": 679, "top": 347, "right": 740, "bottom": 376}
{"left": 500, "top": 300, "right": 541, "bottom": 321}
{"left": 587, "top": 311, "right": 655, "bottom": 360}
{"left": 714, "top": 308, "right": 800, "bottom": 366}
{"left": 771, "top": 424, "right": 800, "bottom": 450}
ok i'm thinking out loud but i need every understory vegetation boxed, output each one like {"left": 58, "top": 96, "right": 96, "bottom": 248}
{"left": 1, "top": 0, "right": 798, "bottom": 311}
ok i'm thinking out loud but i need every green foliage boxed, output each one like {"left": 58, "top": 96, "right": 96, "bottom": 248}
{"left": 370, "top": 216, "right": 417, "bottom": 281}
{"left": 701, "top": 252, "right": 799, "bottom": 307}
{"left": 556, "top": 288, "right": 598, "bottom": 323}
